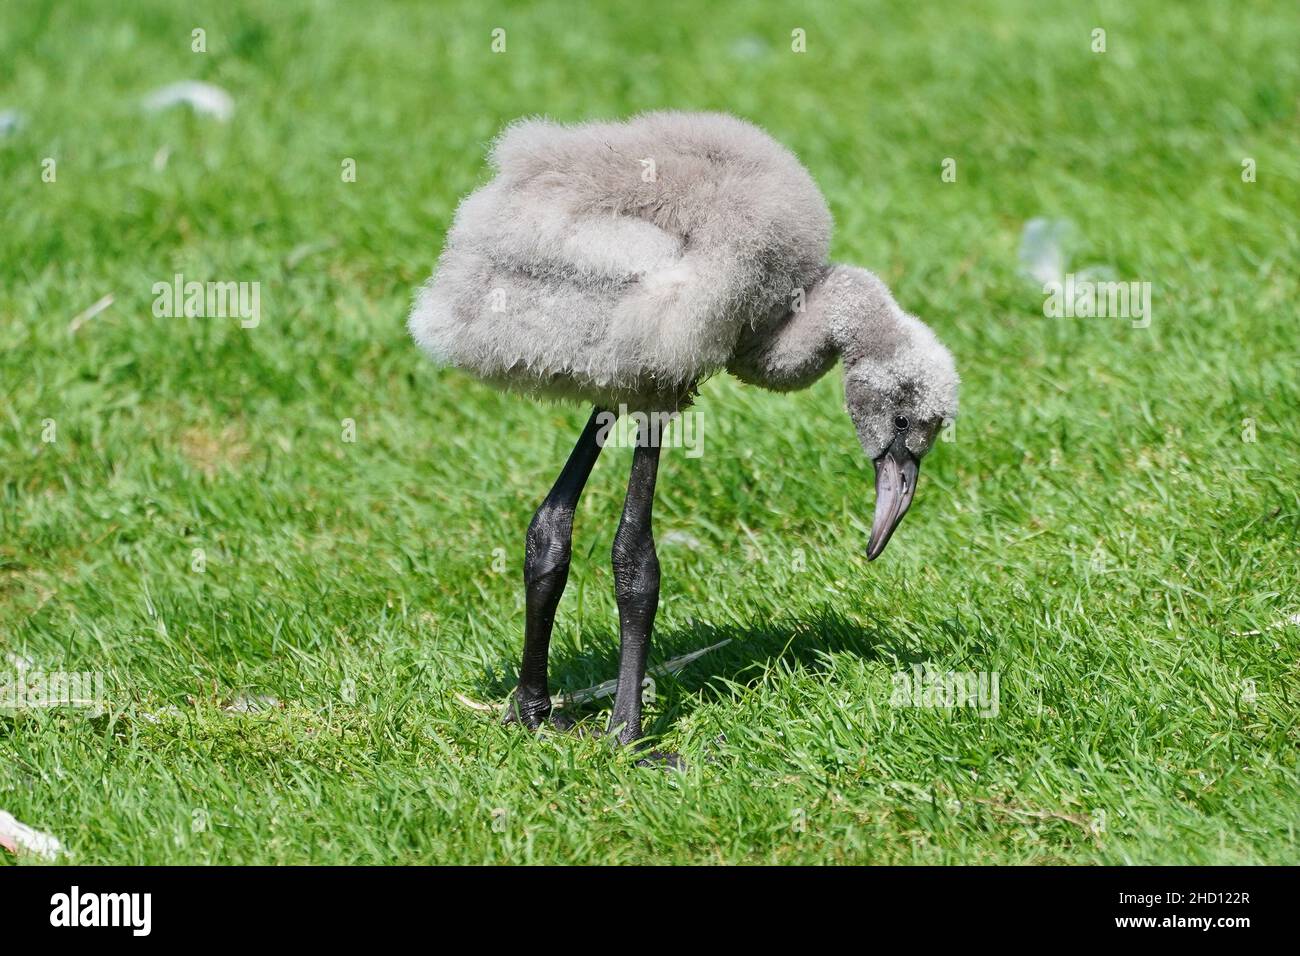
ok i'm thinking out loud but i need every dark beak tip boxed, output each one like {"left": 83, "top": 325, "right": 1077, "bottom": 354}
{"left": 867, "top": 435, "right": 920, "bottom": 563}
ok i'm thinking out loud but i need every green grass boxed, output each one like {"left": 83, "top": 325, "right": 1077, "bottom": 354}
{"left": 2, "top": 0, "right": 1298, "bottom": 865}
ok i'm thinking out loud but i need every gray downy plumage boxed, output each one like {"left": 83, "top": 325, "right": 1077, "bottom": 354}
{"left": 409, "top": 110, "right": 958, "bottom": 461}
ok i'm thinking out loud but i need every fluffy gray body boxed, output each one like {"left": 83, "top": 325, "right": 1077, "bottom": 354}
{"left": 411, "top": 111, "right": 831, "bottom": 408}
{"left": 409, "top": 110, "right": 958, "bottom": 458}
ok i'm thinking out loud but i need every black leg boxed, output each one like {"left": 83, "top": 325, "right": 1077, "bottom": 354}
{"left": 506, "top": 407, "right": 605, "bottom": 728}
{"left": 607, "top": 427, "right": 662, "bottom": 746}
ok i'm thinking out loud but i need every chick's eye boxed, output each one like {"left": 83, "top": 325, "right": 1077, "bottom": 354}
{"left": 893, "top": 415, "right": 910, "bottom": 431}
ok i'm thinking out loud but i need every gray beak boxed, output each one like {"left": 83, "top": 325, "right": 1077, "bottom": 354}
{"left": 867, "top": 433, "right": 919, "bottom": 561}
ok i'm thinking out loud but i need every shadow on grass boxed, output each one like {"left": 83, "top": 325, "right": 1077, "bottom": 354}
{"left": 480, "top": 604, "right": 946, "bottom": 735}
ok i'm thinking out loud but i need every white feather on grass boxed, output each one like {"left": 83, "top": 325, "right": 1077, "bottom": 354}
{"left": 0, "top": 109, "right": 25, "bottom": 137}
{"left": 142, "top": 81, "right": 234, "bottom": 122}
{"left": 454, "top": 639, "right": 732, "bottom": 715}
{"left": 0, "top": 810, "right": 62, "bottom": 860}
{"left": 548, "top": 638, "right": 732, "bottom": 710}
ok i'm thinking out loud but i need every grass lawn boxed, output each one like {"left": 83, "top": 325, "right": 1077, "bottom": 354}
{"left": 2, "top": 0, "right": 1298, "bottom": 865}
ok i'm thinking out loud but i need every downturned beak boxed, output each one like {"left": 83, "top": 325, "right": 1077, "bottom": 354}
{"left": 867, "top": 434, "right": 920, "bottom": 561}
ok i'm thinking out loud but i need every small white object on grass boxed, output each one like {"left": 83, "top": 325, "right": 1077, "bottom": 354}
{"left": 0, "top": 109, "right": 25, "bottom": 137}
{"left": 1018, "top": 217, "right": 1115, "bottom": 290}
{"left": 138, "top": 703, "right": 184, "bottom": 723}
{"left": 142, "top": 81, "right": 234, "bottom": 122}
{"left": 0, "top": 810, "right": 62, "bottom": 860}
{"left": 68, "top": 293, "right": 115, "bottom": 334}
{"left": 730, "top": 36, "right": 769, "bottom": 60}
{"left": 1233, "top": 612, "right": 1300, "bottom": 636}
{"left": 661, "top": 530, "right": 704, "bottom": 551}
{"left": 221, "top": 693, "right": 282, "bottom": 714}
{"left": 1018, "top": 217, "right": 1075, "bottom": 286}
{"left": 549, "top": 639, "right": 732, "bottom": 710}
{"left": 454, "top": 640, "right": 732, "bottom": 716}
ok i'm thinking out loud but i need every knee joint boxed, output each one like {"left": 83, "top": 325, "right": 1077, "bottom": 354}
{"left": 524, "top": 505, "right": 574, "bottom": 586}
{"left": 611, "top": 532, "right": 659, "bottom": 597}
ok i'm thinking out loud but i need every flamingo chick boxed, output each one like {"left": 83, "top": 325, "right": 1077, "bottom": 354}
{"left": 409, "top": 111, "right": 959, "bottom": 757}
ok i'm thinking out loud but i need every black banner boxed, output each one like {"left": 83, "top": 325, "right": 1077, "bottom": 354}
{"left": 0, "top": 866, "right": 1282, "bottom": 942}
